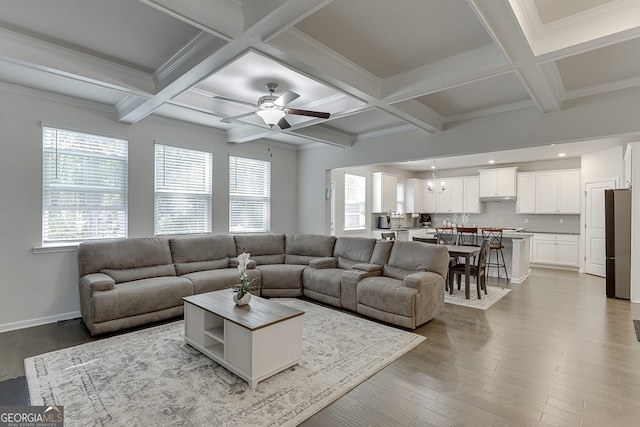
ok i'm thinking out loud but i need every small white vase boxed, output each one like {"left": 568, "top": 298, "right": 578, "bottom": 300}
{"left": 233, "top": 292, "right": 251, "bottom": 306}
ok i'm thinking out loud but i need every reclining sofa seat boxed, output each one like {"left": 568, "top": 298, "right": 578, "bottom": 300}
{"left": 78, "top": 237, "right": 193, "bottom": 335}
{"left": 356, "top": 240, "right": 450, "bottom": 329}
{"left": 169, "top": 234, "right": 261, "bottom": 295}
{"left": 232, "top": 233, "right": 337, "bottom": 297}
{"left": 302, "top": 236, "right": 381, "bottom": 308}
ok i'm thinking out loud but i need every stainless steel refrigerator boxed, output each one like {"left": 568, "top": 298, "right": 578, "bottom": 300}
{"left": 605, "top": 188, "right": 631, "bottom": 299}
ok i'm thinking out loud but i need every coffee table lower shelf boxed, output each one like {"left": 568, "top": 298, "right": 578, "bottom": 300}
{"left": 183, "top": 291, "right": 304, "bottom": 389}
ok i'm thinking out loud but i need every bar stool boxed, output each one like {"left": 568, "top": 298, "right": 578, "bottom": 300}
{"left": 481, "top": 228, "right": 509, "bottom": 282}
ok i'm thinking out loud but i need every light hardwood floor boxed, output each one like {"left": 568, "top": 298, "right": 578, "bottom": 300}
{"left": 2, "top": 268, "right": 640, "bottom": 426}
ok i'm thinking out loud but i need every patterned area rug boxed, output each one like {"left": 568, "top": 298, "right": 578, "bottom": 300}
{"left": 445, "top": 285, "right": 511, "bottom": 310}
{"left": 25, "top": 299, "right": 424, "bottom": 426}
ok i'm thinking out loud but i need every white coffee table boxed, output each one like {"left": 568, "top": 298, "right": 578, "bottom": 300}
{"left": 183, "top": 290, "right": 304, "bottom": 389}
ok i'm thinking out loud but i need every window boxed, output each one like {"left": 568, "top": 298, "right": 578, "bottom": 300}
{"left": 344, "top": 173, "right": 366, "bottom": 231}
{"left": 42, "top": 126, "right": 127, "bottom": 244}
{"left": 229, "top": 155, "right": 271, "bottom": 233}
{"left": 155, "top": 143, "right": 212, "bottom": 235}
{"left": 397, "top": 181, "right": 405, "bottom": 214}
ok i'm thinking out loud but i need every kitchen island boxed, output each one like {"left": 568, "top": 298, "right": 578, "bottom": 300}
{"left": 495, "top": 232, "right": 532, "bottom": 283}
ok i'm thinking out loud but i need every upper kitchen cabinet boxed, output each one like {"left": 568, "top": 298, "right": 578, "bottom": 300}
{"left": 435, "top": 178, "right": 464, "bottom": 213}
{"left": 535, "top": 170, "right": 580, "bottom": 214}
{"left": 372, "top": 172, "right": 397, "bottom": 213}
{"left": 479, "top": 167, "right": 517, "bottom": 199}
{"left": 463, "top": 176, "right": 481, "bottom": 213}
{"left": 516, "top": 173, "right": 536, "bottom": 213}
{"left": 405, "top": 178, "right": 426, "bottom": 213}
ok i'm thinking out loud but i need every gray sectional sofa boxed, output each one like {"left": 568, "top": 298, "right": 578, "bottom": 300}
{"left": 77, "top": 233, "right": 450, "bottom": 335}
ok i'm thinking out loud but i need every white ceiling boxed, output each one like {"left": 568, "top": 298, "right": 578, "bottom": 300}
{"left": 1, "top": 0, "right": 639, "bottom": 169}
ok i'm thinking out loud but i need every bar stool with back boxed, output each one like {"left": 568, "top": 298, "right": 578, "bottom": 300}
{"left": 482, "top": 228, "right": 509, "bottom": 282}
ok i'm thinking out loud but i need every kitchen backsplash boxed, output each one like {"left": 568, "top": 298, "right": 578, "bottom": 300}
{"left": 376, "top": 200, "right": 581, "bottom": 234}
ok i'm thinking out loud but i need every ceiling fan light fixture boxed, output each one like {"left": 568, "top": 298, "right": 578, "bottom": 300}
{"left": 256, "top": 109, "right": 286, "bottom": 127}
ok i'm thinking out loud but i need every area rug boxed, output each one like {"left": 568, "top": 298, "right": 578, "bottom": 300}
{"left": 445, "top": 285, "right": 511, "bottom": 310}
{"left": 25, "top": 298, "right": 424, "bottom": 426}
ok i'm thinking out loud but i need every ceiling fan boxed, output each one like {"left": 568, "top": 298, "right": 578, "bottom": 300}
{"left": 215, "top": 83, "right": 330, "bottom": 129}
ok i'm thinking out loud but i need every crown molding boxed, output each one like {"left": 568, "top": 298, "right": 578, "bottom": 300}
{"left": 0, "top": 81, "right": 117, "bottom": 114}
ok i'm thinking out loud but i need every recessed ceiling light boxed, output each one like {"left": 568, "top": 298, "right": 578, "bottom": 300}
{"left": 488, "top": 160, "right": 495, "bottom": 164}
{"left": 558, "top": 152, "right": 567, "bottom": 157}
{"left": 430, "top": 165, "right": 436, "bottom": 169}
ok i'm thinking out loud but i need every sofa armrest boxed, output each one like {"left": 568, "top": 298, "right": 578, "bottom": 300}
{"left": 352, "top": 263, "right": 382, "bottom": 273}
{"left": 229, "top": 258, "right": 256, "bottom": 269}
{"left": 80, "top": 273, "right": 115, "bottom": 292}
{"left": 340, "top": 268, "right": 382, "bottom": 311}
{"left": 309, "top": 257, "right": 338, "bottom": 269}
{"left": 404, "top": 271, "right": 442, "bottom": 290}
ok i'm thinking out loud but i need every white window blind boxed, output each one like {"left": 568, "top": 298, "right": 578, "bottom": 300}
{"left": 344, "top": 173, "right": 366, "bottom": 231}
{"left": 42, "top": 126, "right": 128, "bottom": 244}
{"left": 155, "top": 144, "right": 212, "bottom": 235}
{"left": 229, "top": 156, "right": 271, "bottom": 233}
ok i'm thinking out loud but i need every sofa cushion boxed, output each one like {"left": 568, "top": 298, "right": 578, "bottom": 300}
{"left": 285, "top": 234, "right": 336, "bottom": 265}
{"left": 302, "top": 268, "right": 342, "bottom": 299}
{"left": 78, "top": 237, "right": 173, "bottom": 277}
{"left": 91, "top": 276, "right": 193, "bottom": 323}
{"left": 386, "top": 240, "right": 449, "bottom": 278}
{"left": 169, "top": 235, "right": 235, "bottom": 266}
{"left": 257, "top": 264, "right": 306, "bottom": 291}
{"left": 101, "top": 264, "right": 176, "bottom": 284}
{"left": 182, "top": 268, "right": 261, "bottom": 295}
{"left": 233, "top": 234, "right": 285, "bottom": 265}
{"left": 175, "top": 259, "right": 229, "bottom": 275}
{"left": 357, "top": 277, "right": 418, "bottom": 318}
{"left": 369, "top": 240, "right": 394, "bottom": 266}
{"left": 333, "top": 237, "right": 377, "bottom": 269}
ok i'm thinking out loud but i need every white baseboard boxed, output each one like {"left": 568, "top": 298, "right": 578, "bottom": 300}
{"left": 0, "top": 311, "right": 82, "bottom": 333}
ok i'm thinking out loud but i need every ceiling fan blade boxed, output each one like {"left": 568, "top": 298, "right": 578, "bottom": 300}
{"left": 274, "top": 90, "right": 300, "bottom": 107}
{"left": 287, "top": 108, "right": 330, "bottom": 119}
{"left": 213, "top": 96, "right": 257, "bottom": 108}
{"left": 221, "top": 111, "right": 258, "bottom": 123}
{"left": 277, "top": 117, "right": 291, "bottom": 129}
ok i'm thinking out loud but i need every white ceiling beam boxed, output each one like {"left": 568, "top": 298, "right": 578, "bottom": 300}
{"left": 381, "top": 44, "right": 511, "bottom": 103}
{"left": 508, "top": 0, "right": 640, "bottom": 59}
{"left": 118, "top": 0, "right": 332, "bottom": 124}
{"left": 137, "top": 0, "right": 244, "bottom": 40}
{"left": 469, "top": 0, "right": 561, "bottom": 113}
{"left": 386, "top": 100, "right": 443, "bottom": 133}
{"left": 0, "top": 27, "right": 154, "bottom": 96}
{"left": 287, "top": 125, "right": 353, "bottom": 148}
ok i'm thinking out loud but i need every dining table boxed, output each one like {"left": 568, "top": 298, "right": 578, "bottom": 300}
{"left": 444, "top": 244, "right": 481, "bottom": 299}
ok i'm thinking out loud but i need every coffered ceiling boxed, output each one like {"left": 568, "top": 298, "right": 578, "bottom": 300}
{"left": 1, "top": 0, "right": 639, "bottom": 163}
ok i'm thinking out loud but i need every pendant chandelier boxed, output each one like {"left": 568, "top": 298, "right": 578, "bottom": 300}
{"left": 427, "top": 159, "right": 445, "bottom": 194}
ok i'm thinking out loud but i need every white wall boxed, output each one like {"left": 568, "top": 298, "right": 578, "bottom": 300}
{"left": 0, "top": 90, "right": 298, "bottom": 331}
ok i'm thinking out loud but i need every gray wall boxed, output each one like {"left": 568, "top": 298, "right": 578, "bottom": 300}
{"left": 0, "top": 90, "right": 298, "bottom": 331}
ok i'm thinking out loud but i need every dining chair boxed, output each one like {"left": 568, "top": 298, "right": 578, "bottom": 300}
{"left": 457, "top": 227, "right": 479, "bottom": 247}
{"left": 482, "top": 228, "right": 509, "bottom": 282}
{"left": 412, "top": 236, "right": 437, "bottom": 244}
{"left": 449, "top": 238, "right": 490, "bottom": 298}
{"left": 380, "top": 232, "right": 396, "bottom": 240}
{"left": 436, "top": 227, "right": 458, "bottom": 245}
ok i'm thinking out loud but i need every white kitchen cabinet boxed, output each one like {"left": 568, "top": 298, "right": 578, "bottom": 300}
{"left": 372, "top": 172, "right": 397, "bottom": 213}
{"left": 405, "top": 178, "right": 426, "bottom": 213}
{"left": 535, "top": 170, "right": 580, "bottom": 214}
{"left": 532, "top": 233, "right": 579, "bottom": 268}
{"left": 516, "top": 173, "right": 536, "bottom": 213}
{"left": 463, "top": 176, "right": 481, "bottom": 213}
{"left": 479, "top": 167, "right": 517, "bottom": 199}
{"left": 435, "top": 178, "right": 463, "bottom": 213}
{"left": 424, "top": 188, "right": 436, "bottom": 213}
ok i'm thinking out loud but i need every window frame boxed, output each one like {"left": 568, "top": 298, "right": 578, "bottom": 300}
{"left": 228, "top": 155, "right": 272, "bottom": 233}
{"left": 41, "top": 124, "right": 128, "bottom": 246}
{"left": 344, "top": 173, "right": 366, "bottom": 231}
{"left": 154, "top": 142, "right": 213, "bottom": 236}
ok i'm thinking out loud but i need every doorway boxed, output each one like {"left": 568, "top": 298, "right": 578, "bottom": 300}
{"left": 584, "top": 179, "right": 617, "bottom": 276}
